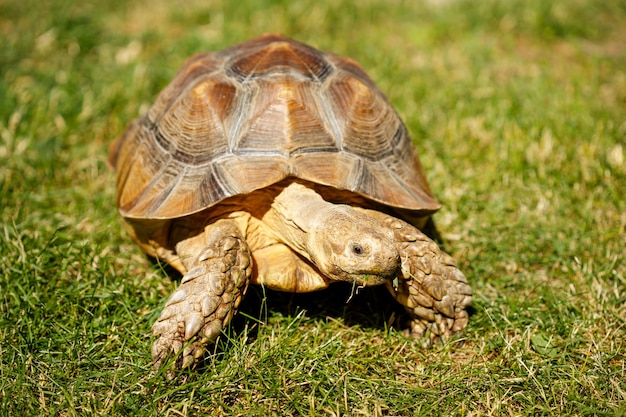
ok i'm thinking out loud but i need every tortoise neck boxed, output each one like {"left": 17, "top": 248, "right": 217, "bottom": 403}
{"left": 262, "top": 182, "right": 335, "bottom": 259}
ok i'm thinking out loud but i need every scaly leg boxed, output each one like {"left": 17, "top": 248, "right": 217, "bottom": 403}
{"left": 357, "top": 209, "right": 473, "bottom": 341}
{"left": 151, "top": 218, "right": 252, "bottom": 370}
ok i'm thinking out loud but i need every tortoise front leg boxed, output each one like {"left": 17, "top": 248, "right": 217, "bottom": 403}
{"left": 151, "top": 218, "right": 252, "bottom": 370}
{"left": 357, "top": 209, "right": 473, "bottom": 341}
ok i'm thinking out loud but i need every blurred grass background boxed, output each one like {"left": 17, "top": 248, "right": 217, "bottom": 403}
{"left": 1, "top": 0, "right": 625, "bottom": 415}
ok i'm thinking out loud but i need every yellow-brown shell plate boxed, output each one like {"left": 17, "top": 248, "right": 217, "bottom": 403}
{"left": 109, "top": 34, "right": 440, "bottom": 219}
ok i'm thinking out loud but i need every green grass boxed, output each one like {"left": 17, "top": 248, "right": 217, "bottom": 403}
{"left": 1, "top": 0, "right": 625, "bottom": 415}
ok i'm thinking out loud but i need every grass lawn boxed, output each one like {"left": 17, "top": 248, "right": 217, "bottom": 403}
{"left": 1, "top": 0, "right": 625, "bottom": 415}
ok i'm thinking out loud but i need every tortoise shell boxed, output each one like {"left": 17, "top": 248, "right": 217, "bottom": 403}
{"left": 109, "top": 34, "right": 440, "bottom": 220}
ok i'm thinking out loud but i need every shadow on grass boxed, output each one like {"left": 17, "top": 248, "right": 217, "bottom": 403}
{"left": 151, "top": 257, "right": 408, "bottom": 336}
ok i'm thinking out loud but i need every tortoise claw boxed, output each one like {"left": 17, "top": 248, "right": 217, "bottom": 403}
{"left": 151, "top": 219, "right": 251, "bottom": 373}
{"left": 360, "top": 209, "right": 473, "bottom": 340}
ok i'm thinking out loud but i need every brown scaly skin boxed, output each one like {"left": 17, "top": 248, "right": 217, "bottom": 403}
{"left": 151, "top": 218, "right": 252, "bottom": 370}
{"left": 148, "top": 184, "right": 472, "bottom": 372}
{"left": 263, "top": 183, "right": 472, "bottom": 342}
{"left": 358, "top": 209, "right": 473, "bottom": 341}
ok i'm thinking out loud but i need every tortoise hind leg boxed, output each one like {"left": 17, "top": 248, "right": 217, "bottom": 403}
{"left": 356, "top": 208, "right": 473, "bottom": 341}
{"left": 151, "top": 218, "right": 252, "bottom": 370}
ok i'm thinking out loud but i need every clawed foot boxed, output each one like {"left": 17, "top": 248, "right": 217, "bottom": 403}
{"left": 388, "top": 245, "right": 472, "bottom": 341}
{"left": 151, "top": 263, "right": 239, "bottom": 370}
{"left": 359, "top": 209, "right": 473, "bottom": 341}
{"left": 151, "top": 220, "right": 252, "bottom": 371}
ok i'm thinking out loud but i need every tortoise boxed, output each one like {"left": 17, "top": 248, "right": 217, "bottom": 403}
{"left": 109, "top": 34, "right": 473, "bottom": 370}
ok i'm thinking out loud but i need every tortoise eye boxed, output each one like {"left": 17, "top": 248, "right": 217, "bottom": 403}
{"left": 351, "top": 243, "right": 364, "bottom": 255}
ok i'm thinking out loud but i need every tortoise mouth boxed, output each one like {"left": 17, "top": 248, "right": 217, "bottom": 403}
{"left": 326, "top": 263, "right": 396, "bottom": 286}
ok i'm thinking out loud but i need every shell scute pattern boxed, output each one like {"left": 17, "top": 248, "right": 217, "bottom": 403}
{"left": 110, "top": 34, "right": 440, "bottom": 219}
{"left": 235, "top": 80, "right": 337, "bottom": 156}
{"left": 225, "top": 38, "right": 333, "bottom": 82}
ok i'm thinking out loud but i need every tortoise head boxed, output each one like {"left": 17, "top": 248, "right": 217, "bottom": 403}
{"left": 307, "top": 206, "right": 399, "bottom": 286}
